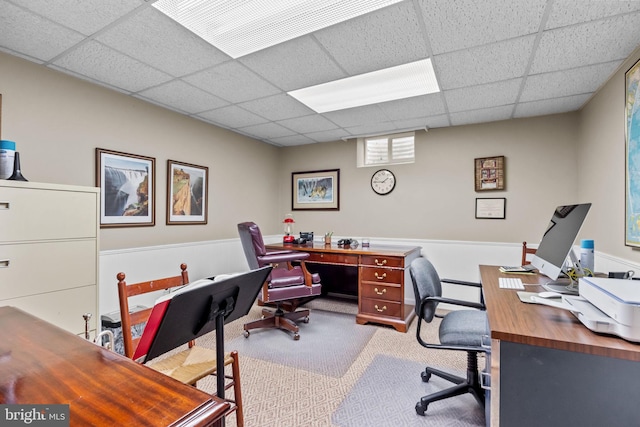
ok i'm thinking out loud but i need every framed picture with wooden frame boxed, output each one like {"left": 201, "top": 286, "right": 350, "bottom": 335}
{"left": 292, "top": 169, "right": 340, "bottom": 210}
{"left": 167, "top": 160, "right": 208, "bottom": 225}
{"left": 475, "top": 155, "right": 505, "bottom": 191}
{"left": 625, "top": 58, "right": 640, "bottom": 247}
{"left": 96, "top": 148, "right": 155, "bottom": 228}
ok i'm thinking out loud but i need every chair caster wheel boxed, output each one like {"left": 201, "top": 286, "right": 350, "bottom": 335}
{"left": 293, "top": 333, "right": 300, "bottom": 340}
{"left": 303, "top": 316, "right": 310, "bottom": 323}
{"left": 243, "top": 330, "right": 250, "bottom": 338}
{"left": 421, "top": 371, "right": 431, "bottom": 382}
{"left": 415, "top": 402, "right": 427, "bottom": 416}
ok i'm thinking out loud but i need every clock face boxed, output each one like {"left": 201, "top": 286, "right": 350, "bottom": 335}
{"left": 371, "top": 169, "right": 396, "bottom": 195}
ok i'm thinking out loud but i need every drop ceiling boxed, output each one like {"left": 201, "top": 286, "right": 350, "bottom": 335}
{"left": 1, "top": 0, "right": 640, "bottom": 147}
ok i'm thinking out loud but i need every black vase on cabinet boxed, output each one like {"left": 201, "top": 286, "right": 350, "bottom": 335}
{"left": 8, "top": 151, "right": 27, "bottom": 181}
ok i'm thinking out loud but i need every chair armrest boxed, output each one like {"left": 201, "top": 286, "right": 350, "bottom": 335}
{"left": 258, "top": 251, "right": 310, "bottom": 265}
{"left": 441, "top": 278, "right": 481, "bottom": 288}
{"left": 423, "top": 295, "right": 485, "bottom": 310}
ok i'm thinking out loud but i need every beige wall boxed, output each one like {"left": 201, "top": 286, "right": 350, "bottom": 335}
{"left": 0, "top": 52, "right": 281, "bottom": 250}
{"left": 2, "top": 47, "right": 639, "bottom": 265}
{"left": 579, "top": 47, "right": 640, "bottom": 264}
{"left": 279, "top": 114, "right": 580, "bottom": 243}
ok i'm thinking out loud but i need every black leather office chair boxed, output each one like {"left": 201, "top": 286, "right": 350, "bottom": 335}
{"left": 409, "top": 256, "right": 488, "bottom": 416}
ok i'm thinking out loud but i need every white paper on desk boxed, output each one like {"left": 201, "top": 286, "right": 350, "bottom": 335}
{"left": 531, "top": 296, "right": 580, "bottom": 312}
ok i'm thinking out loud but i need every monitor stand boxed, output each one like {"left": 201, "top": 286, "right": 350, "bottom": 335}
{"left": 542, "top": 278, "right": 579, "bottom": 295}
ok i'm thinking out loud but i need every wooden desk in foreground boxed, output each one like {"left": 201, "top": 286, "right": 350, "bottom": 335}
{"left": 266, "top": 243, "right": 421, "bottom": 332}
{"left": 0, "top": 306, "right": 229, "bottom": 426}
{"left": 480, "top": 265, "right": 640, "bottom": 427}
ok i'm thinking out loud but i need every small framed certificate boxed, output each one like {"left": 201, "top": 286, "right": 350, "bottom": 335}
{"left": 475, "top": 197, "right": 506, "bottom": 219}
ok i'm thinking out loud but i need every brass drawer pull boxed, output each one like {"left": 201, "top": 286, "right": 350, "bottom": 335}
{"left": 374, "top": 287, "right": 386, "bottom": 295}
{"left": 374, "top": 272, "right": 387, "bottom": 280}
{"left": 374, "top": 259, "right": 387, "bottom": 266}
{"left": 374, "top": 304, "right": 387, "bottom": 312}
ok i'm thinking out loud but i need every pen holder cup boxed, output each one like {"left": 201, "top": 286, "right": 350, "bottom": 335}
{"left": 324, "top": 236, "right": 331, "bottom": 245}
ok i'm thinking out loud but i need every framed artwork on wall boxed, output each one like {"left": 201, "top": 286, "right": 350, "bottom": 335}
{"left": 96, "top": 148, "right": 155, "bottom": 228}
{"left": 292, "top": 169, "right": 340, "bottom": 210}
{"left": 475, "top": 156, "right": 505, "bottom": 191}
{"left": 625, "top": 58, "right": 640, "bottom": 247}
{"left": 475, "top": 197, "right": 506, "bottom": 219}
{"left": 167, "top": 160, "right": 208, "bottom": 225}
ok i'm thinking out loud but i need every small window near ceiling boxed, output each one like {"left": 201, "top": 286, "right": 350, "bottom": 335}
{"left": 358, "top": 132, "right": 415, "bottom": 167}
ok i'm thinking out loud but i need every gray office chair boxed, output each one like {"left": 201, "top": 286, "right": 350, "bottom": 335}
{"left": 409, "top": 257, "right": 488, "bottom": 416}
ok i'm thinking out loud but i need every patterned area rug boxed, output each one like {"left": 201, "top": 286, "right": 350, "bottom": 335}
{"left": 332, "top": 354, "right": 486, "bottom": 427}
{"left": 227, "top": 309, "right": 377, "bottom": 377}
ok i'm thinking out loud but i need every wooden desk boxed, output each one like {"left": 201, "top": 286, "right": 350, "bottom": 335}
{"left": 480, "top": 265, "right": 640, "bottom": 427}
{"left": 0, "top": 307, "right": 229, "bottom": 426}
{"left": 266, "top": 243, "right": 421, "bottom": 332}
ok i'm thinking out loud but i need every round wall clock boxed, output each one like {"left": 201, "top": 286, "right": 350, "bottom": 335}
{"left": 371, "top": 169, "right": 396, "bottom": 195}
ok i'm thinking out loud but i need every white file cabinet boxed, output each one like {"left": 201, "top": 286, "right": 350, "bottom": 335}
{"left": 0, "top": 180, "right": 99, "bottom": 335}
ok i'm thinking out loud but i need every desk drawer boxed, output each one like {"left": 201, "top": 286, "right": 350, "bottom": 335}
{"left": 360, "top": 282, "right": 402, "bottom": 302}
{"left": 361, "top": 255, "right": 404, "bottom": 268}
{"left": 306, "top": 252, "right": 358, "bottom": 265}
{"left": 360, "top": 298, "right": 402, "bottom": 318}
{"left": 360, "top": 267, "right": 402, "bottom": 284}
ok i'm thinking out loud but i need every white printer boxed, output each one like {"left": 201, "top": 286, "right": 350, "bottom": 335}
{"left": 532, "top": 277, "right": 640, "bottom": 343}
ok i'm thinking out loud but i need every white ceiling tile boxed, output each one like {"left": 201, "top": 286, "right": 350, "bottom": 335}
{"left": 304, "top": 128, "right": 352, "bottom": 143}
{"left": 268, "top": 134, "right": 316, "bottom": 147}
{"left": 8, "top": 0, "right": 144, "bottom": 35}
{"left": 444, "top": 79, "right": 522, "bottom": 113}
{"left": 514, "top": 94, "right": 591, "bottom": 118}
{"left": 323, "top": 105, "right": 391, "bottom": 128}
{"left": 314, "top": 1, "right": 428, "bottom": 75}
{"left": 184, "top": 61, "right": 280, "bottom": 103}
{"left": 52, "top": 41, "right": 172, "bottom": 92}
{"left": 531, "top": 13, "right": 640, "bottom": 74}
{"left": 137, "top": 80, "right": 228, "bottom": 114}
{"left": 0, "top": 1, "right": 85, "bottom": 61}
{"left": 277, "top": 115, "right": 338, "bottom": 134}
{"left": 377, "top": 93, "right": 446, "bottom": 120}
{"left": 197, "top": 105, "right": 269, "bottom": 129}
{"left": 422, "top": 114, "right": 451, "bottom": 129}
{"left": 435, "top": 36, "right": 536, "bottom": 90}
{"left": 96, "top": 8, "right": 229, "bottom": 77}
{"left": 450, "top": 105, "right": 514, "bottom": 126}
{"left": 238, "top": 94, "right": 314, "bottom": 121}
{"left": 239, "top": 36, "right": 346, "bottom": 91}
{"left": 419, "top": 0, "right": 547, "bottom": 54}
{"left": 546, "top": 0, "right": 640, "bottom": 29}
{"left": 346, "top": 121, "right": 399, "bottom": 137}
{"left": 521, "top": 61, "right": 621, "bottom": 102}
{"left": 238, "top": 122, "right": 296, "bottom": 140}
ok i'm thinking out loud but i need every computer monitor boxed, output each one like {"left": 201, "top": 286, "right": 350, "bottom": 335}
{"left": 531, "top": 203, "right": 591, "bottom": 293}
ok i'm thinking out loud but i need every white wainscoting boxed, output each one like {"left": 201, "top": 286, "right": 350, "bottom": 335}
{"left": 99, "top": 236, "right": 640, "bottom": 317}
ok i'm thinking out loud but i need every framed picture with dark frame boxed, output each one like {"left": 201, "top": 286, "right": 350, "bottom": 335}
{"left": 475, "top": 156, "right": 505, "bottom": 191}
{"left": 626, "top": 58, "right": 640, "bottom": 247}
{"left": 475, "top": 197, "right": 506, "bottom": 219}
{"left": 96, "top": 148, "right": 155, "bottom": 228}
{"left": 167, "top": 160, "right": 208, "bottom": 225}
{"left": 292, "top": 169, "right": 340, "bottom": 211}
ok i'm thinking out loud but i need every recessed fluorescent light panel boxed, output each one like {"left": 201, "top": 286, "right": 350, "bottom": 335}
{"left": 152, "top": 0, "right": 403, "bottom": 58}
{"left": 288, "top": 59, "right": 440, "bottom": 113}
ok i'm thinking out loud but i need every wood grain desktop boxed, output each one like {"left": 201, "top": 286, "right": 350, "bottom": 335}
{"left": 0, "top": 306, "right": 228, "bottom": 427}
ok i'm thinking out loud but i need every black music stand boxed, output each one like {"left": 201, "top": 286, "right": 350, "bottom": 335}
{"left": 144, "top": 266, "right": 271, "bottom": 401}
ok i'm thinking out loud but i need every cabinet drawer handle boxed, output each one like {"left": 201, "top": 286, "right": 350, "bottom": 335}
{"left": 374, "top": 259, "right": 387, "bottom": 266}
{"left": 374, "top": 287, "right": 386, "bottom": 295}
{"left": 0, "top": 201, "right": 9, "bottom": 210}
{"left": 374, "top": 304, "right": 387, "bottom": 312}
{"left": 0, "top": 259, "right": 9, "bottom": 268}
{"left": 374, "top": 272, "right": 387, "bottom": 280}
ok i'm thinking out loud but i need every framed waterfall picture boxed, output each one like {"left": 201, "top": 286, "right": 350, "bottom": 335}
{"left": 626, "top": 58, "right": 640, "bottom": 247}
{"left": 167, "top": 160, "right": 208, "bottom": 225}
{"left": 96, "top": 148, "right": 155, "bottom": 228}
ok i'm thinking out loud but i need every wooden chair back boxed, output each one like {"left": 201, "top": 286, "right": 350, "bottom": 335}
{"left": 117, "top": 263, "right": 189, "bottom": 359}
{"left": 521, "top": 242, "right": 537, "bottom": 265}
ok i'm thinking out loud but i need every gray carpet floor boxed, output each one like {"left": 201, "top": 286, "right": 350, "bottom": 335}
{"left": 193, "top": 297, "right": 487, "bottom": 426}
